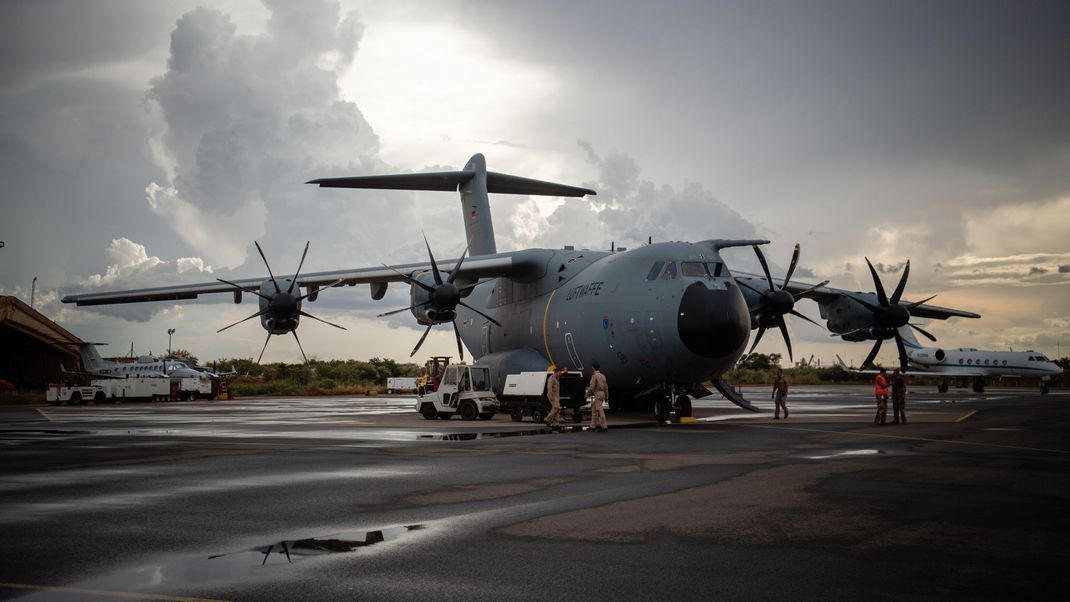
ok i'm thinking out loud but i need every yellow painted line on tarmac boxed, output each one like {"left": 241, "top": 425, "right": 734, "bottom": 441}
{"left": 955, "top": 410, "right": 978, "bottom": 423}
{"left": 716, "top": 422, "right": 1070, "bottom": 455}
{"left": 0, "top": 582, "right": 229, "bottom": 601}
{"left": 35, "top": 408, "right": 54, "bottom": 422}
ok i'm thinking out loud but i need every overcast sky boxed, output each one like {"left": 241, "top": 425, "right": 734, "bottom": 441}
{"left": 2, "top": 0, "right": 1068, "bottom": 366}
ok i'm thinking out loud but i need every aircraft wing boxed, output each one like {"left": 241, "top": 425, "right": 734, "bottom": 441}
{"left": 62, "top": 252, "right": 535, "bottom": 307}
{"left": 732, "top": 271, "right": 981, "bottom": 320}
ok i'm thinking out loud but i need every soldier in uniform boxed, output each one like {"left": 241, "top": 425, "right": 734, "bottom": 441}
{"left": 772, "top": 368, "right": 789, "bottom": 419}
{"left": 544, "top": 368, "right": 562, "bottom": 431}
{"left": 874, "top": 368, "right": 889, "bottom": 425}
{"left": 586, "top": 362, "right": 609, "bottom": 432}
{"left": 891, "top": 368, "right": 907, "bottom": 424}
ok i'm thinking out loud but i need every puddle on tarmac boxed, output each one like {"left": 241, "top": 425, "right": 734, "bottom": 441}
{"left": 418, "top": 429, "right": 557, "bottom": 440}
{"left": 983, "top": 426, "right": 1027, "bottom": 432}
{"left": 73, "top": 525, "right": 425, "bottom": 594}
{"left": 803, "top": 448, "right": 890, "bottom": 460}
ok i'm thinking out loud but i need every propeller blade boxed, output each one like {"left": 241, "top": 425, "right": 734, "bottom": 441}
{"left": 296, "top": 278, "right": 347, "bottom": 302}
{"left": 424, "top": 233, "right": 443, "bottom": 285}
{"left": 288, "top": 241, "right": 311, "bottom": 294}
{"left": 292, "top": 330, "right": 309, "bottom": 366}
{"left": 255, "top": 241, "right": 281, "bottom": 295}
{"left": 457, "top": 282, "right": 482, "bottom": 293}
{"left": 753, "top": 245, "right": 775, "bottom": 292}
{"left": 788, "top": 309, "right": 823, "bottom": 329}
{"left": 909, "top": 322, "right": 938, "bottom": 342}
{"left": 410, "top": 324, "right": 433, "bottom": 357}
{"left": 864, "top": 257, "right": 888, "bottom": 306}
{"left": 377, "top": 300, "right": 432, "bottom": 318}
{"left": 447, "top": 238, "right": 472, "bottom": 284}
{"left": 298, "top": 310, "right": 346, "bottom": 330}
{"left": 906, "top": 294, "right": 938, "bottom": 311}
{"left": 452, "top": 320, "right": 465, "bottom": 361}
{"left": 860, "top": 337, "right": 883, "bottom": 369}
{"left": 890, "top": 260, "right": 910, "bottom": 305}
{"left": 782, "top": 243, "right": 800, "bottom": 289}
{"left": 217, "top": 278, "right": 272, "bottom": 302}
{"left": 792, "top": 280, "right": 830, "bottom": 300}
{"left": 894, "top": 332, "right": 908, "bottom": 371}
{"left": 457, "top": 301, "right": 502, "bottom": 327}
{"left": 256, "top": 331, "right": 272, "bottom": 364}
{"left": 850, "top": 294, "right": 880, "bottom": 312}
{"left": 217, "top": 309, "right": 269, "bottom": 333}
{"left": 736, "top": 279, "right": 766, "bottom": 296}
{"left": 748, "top": 326, "right": 767, "bottom": 355}
{"left": 382, "top": 264, "right": 435, "bottom": 293}
{"left": 777, "top": 316, "right": 793, "bottom": 363}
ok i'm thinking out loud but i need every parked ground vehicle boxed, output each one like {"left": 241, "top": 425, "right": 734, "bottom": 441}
{"left": 386, "top": 376, "right": 419, "bottom": 394}
{"left": 416, "top": 356, "right": 451, "bottom": 394}
{"left": 46, "top": 377, "right": 171, "bottom": 405}
{"left": 415, "top": 364, "right": 498, "bottom": 420}
{"left": 174, "top": 376, "right": 213, "bottom": 400}
{"left": 498, "top": 371, "right": 587, "bottom": 423}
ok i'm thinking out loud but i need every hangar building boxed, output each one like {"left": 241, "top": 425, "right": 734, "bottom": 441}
{"left": 0, "top": 296, "right": 83, "bottom": 388}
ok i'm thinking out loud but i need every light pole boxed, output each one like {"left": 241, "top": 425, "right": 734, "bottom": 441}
{"left": 167, "top": 328, "right": 176, "bottom": 357}
{"left": 30, "top": 277, "right": 37, "bottom": 308}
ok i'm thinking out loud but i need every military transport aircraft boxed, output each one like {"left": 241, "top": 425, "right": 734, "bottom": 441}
{"left": 837, "top": 326, "right": 1063, "bottom": 394}
{"left": 63, "top": 154, "right": 980, "bottom": 420}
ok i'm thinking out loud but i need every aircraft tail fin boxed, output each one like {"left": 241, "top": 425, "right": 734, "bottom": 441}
{"left": 76, "top": 343, "right": 106, "bottom": 373}
{"left": 897, "top": 325, "right": 922, "bottom": 350}
{"left": 307, "top": 154, "right": 596, "bottom": 257}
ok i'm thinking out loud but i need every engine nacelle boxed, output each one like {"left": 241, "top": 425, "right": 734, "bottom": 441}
{"left": 259, "top": 277, "right": 302, "bottom": 334}
{"left": 910, "top": 348, "right": 945, "bottom": 365}
{"left": 409, "top": 270, "right": 455, "bottom": 325}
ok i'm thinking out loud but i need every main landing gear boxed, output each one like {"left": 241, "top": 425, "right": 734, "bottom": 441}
{"left": 651, "top": 387, "right": 693, "bottom": 423}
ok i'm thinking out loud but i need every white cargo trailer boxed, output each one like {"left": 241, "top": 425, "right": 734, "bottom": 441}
{"left": 46, "top": 377, "right": 171, "bottom": 405}
{"left": 386, "top": 376, "right": 419, "bottom": 394}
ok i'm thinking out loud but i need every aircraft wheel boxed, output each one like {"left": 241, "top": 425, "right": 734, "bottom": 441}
{"left": 510, "top": 409, "right": 523, "bottom": 422}
{"left": 675, "top": 394, "right": 692, "bottom": 418}
{"left": 653, "top": 395, "right": 671, "bottom": 423}
{"left": 460, "top": 402, "right": 479, "bottom": 421}
{"left": 937, "top": 383, "right": 948, "bottom": 393}
{"left": 420, "top": 404, "right": 439, "bottom": 420}
{"left": 530, "top": 408, "right": 544, "bottom": 424}
{"left": 972, "top": 381, "right": 985, "bottom": 393}
{"left": 1041, "top": 384, "right": 1050, "bottom": 394}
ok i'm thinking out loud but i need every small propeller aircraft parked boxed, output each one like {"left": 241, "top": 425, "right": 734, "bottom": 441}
{"left": 64, "top": 154, "right": 980, "bottom": 420}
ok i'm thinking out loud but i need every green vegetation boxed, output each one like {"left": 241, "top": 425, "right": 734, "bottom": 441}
{"left": 724, "top": 353, "right": 871, "bottom": 385}
{"left": 211, "top": 357, "right": 421, "bottom": 397}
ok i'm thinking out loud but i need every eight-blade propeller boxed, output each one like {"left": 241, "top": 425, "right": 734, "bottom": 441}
{"left": 215, "top": 241, "right": 346, "bottom": 366}
{"left": 839, "top": 257, "right": 938, "bottom": 370}
{"left": 736, "top": 243, "right": 828, "bottom": 363}
{"left": 378, "top": 235, "right": 500, "bottom": 361}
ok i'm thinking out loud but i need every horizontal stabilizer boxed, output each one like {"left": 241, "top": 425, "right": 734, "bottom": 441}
{"left": 307, "top": 171, "right": 596, "bottom": 198}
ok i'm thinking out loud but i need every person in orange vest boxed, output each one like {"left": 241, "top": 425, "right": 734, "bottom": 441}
{"left": 874, "top": 367, "right": 889, "bottom": 425}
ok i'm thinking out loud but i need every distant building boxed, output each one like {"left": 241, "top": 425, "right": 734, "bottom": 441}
{"left": 0, "top": 296, "right": 83, "bottom": 388}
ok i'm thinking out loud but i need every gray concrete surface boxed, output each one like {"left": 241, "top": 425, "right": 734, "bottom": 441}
{"left": 1, "top": 385, "right": 1068, "bottom": 600}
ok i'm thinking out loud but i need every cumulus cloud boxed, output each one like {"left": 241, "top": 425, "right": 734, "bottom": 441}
{"left": 144, "top": 0, "right": 382, "bottom": 267}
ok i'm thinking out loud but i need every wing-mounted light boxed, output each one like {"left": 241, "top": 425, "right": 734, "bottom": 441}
{"left": 735, "top": 243, "right": 828, "bottom": 363}
{"left": 215, "top": 241, "right": 346, "bottom": 365}
{"left": 834, "top": 258, "right": 938, "bottom": 370}
{"left": 377, "top": 235, "right": 500, "bottom": 360}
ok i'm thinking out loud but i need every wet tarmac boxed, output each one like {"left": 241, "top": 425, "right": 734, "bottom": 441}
{"left": 1, "top": 385, "right": 1068, "bottom": 600}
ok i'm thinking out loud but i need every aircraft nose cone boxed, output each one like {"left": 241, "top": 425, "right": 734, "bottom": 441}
{"left": 677, "top": 282, "right": 751, "bottom": 358}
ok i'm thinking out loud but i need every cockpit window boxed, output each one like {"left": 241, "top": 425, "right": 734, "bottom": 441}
{"left": 681, "top": 262, "right": 708, "bottom": 278}
{"left": 660, "top": 262, "right": 677, "bottom": 280}
{"left": 707, "top": 262, "right": 725, "bottom": 277}
{"left": 646, "top": 261, "right": 665, "bottom": 281}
